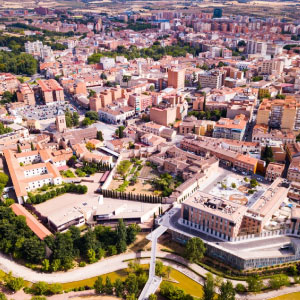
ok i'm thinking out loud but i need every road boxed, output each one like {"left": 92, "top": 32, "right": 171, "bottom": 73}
{"left": 2, "top": 249, "right": 300, "bottom": 300}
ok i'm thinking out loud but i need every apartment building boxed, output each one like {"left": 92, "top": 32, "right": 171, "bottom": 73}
{"left": 17, "top": 83, "right": 35, "bottom": 105}
{"left": 98, "top": 105, "right": 135, "bottom": 124}
{"left": 252, "top": 125, "right": 295, "bottom": 144}
{"left": 258, "top": 59, "right": 284, "bottom": 75}
{"left": 0, "top": 73, "right": 19, "bottom": 94}
{"left": 37, "top": 79, "right": 65, "bottom": 104}
{"left": 128, "top": 93, "right": 152, "bottom": 113}
{"left": 288, "top": 157, "right": 300, "bottom": 183}
{"left": 168, "top": 68, "right": 185, "bottom": 89}
{"left": 25, "top": 41, "right": 53, "bottom": 60}
{"left": 246, "top": 40, "right": 267, "bottom": 56}
{"left": 180, "top": 137, "right": 258, "bottom": 174}
{"left": 150, "top": 106, "right": 177, "bottom": 126}
{"left": 265, "top": 162, "right": 285, "bottom": 181}
{"left": 199, "top": 70, "right": 223, "bottom": 89}
{"left": 257, "top": 96, "right": 300, "bottom": 130}
{"left": 213, "top": 114, "right": 247, "bottom": 141}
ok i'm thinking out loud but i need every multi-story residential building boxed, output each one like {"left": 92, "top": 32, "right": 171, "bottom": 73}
{"left": 128, "top": 93, "right": 152, "bottom": 113}
{"left": 168, "top": 68, "right": 185, "bottom": 89}
{"left": 252, "top": 125, "right": 295, "bottom": 144}
{"left": 141, "top": 122, "right": 166, "bottom": 136}
{"left": 199, "top": 70, "right": 223, "bottom": 89}
{"left": 100, "top": 57, "right": 115, "bottom": 70}
{"left": 257, "top": 96, "right": 300, "bottom": 130}
{"left": 0, "top": 73, "right": 19, "bottom": 94}
{"left": 98, "top": 105, "right": 135, "bottom": 124}
{"left": 246, "top": 40, "right": 267, "bottom": 56}
{"left": 17, "top": 83, "right": 35, "bottom": 105}
{"left": 258, "top": 59, "right": 284, "bottom": 75}
{"left": 265, "top": 162, "right": 285, "bottom": 181}
{"left": 37, "top": 79, "right": 65, "bottom": 104}
{"left": 213, "top": 114, "right": 247, "bottom": 141}
{"left": 25, "top": 41, "right": 53, "bottom": 60}
{"left": 287, "top": 157, "right": 300, "bottom": 183}
{"left": 150, "top": 106, "right": 177, "bottom": 126}
{"left": 181, "top": 137, "right": 258, "bottom": 174}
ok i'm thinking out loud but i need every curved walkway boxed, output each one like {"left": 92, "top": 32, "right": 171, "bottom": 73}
{"left": 1, "top": 251, "right": 300, "bottom": 299}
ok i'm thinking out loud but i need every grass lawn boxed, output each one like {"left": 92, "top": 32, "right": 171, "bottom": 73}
{"left": 270, "top": 293, "right": 300, "bottom": 300}
{"left": 60, "top": 264, "right": 204, "bottom": 298}
{"left": 61, "top": 269, "right": 128, "bottom": 290}
{"left": 168, "top": 268, "right": 203, "bottom": 299}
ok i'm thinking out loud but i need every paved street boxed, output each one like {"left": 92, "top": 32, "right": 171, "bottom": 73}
{"left": 2, "top": 250, "right": 300, "bottom": 300}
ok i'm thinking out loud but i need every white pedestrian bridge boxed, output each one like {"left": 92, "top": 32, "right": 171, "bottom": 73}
{"left": 138, "top": 225, "right": 168, "bottom": 300}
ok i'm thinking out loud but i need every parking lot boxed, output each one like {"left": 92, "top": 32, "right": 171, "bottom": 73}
{"left": 16, "top": 102, "right": 78, "bottom": 120}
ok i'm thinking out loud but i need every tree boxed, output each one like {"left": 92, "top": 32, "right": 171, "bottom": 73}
{"left": 184, "top": 237, "right": 206, "bottom": 263}
{"left": 155, "top": 260, "right": 164, "bottom": 277}
{"left": 125, "top": 273, "right": 138, "bottom": 295}
{"left": 17, "top": 144, "right": 21, "bottom": 153}
{"left": 250, "top": 179, "right": 258, "bottom": 188}
{"left": 231, "top": 183, "right": 236, "bottom": 189}
{"left": 82, "top": 117, "right": 94, "bottom": 127}
{"left": 126, "top": 224, "right": 140, "bottom": 245}
{"left": 149, "top": 294, "right": 157, "bottom": 300}
{"left": 94, "top": 276, "right": 104, "bottom": 294}
{"left": 114, "top": 278, "right": 124, "bottom": 298}
{"left": 219, "top": 280, "right": 235, "bottom": 300}
{"left": 202, "top": 273, "right": 215, "bottom": 300}
{"left": 166, "top": 265, "right": 172, "bottom": 279}
{"left": 247, "top": 275, "right": 263, "bottom": 293}
{"left": 97, "top": 130, "right": 104, "bottom": 141}
{"left": 122, "top": 75, "right": 131, "bottom": 87}
{"left": 4, "top": 272, "right": 24, "bottom": 291}
{"left": 268, "top": 274, "right": 290, "bottom": 290}
{"left": 42, "top": 259, "right": 50, "bottom": 272}
{"left": 104, "top": 276, "right": 113, "bottom": 294}
{"left": 0, "top": 293, "right": 7, "bottom": 300}
{"left": 297, "top": 134, "right": 300, "bottom": 142}
{"left": 67, "top": 155, "right": 77, "bottom": 168}
{"left": 116, "top": 219, "right": 127, "bottom": 253}
{"left": 87, "top": 248, "right": 97, "bottom": 263}
{"left": 31, "top": 141, "right": 35, "bottom": 151}
{"left": 86, "top": 142, "right": 96, "bottom": 152}
{"left": 31, "top": 281, "right": 48, "bottom": 295}
{"left": 116, "top": 125, "right": 125, "bottom": 138}
{"left": 261, "top": 145, "right": 274, "bottom": 166}
{"left": 72, "top": 112, "right": 79, "bottom": 126}
{"left": 100, "top": 72, "right": 107, "bottom": 80}
{"left": 235, "top": 283, "right": 246, "bottom": 293}
{"left": 23, "top": 237, "right": 46, "bottom": 263}
{"left": 88, "top": 89, "right": 96, "bottom": 98}
{"left": 85, "top": 111, "right": 99, "bottom": 121}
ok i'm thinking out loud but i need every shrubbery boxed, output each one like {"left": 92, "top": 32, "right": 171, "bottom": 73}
{"left": 28, "top": 183, "right": 88, "bottom": 204}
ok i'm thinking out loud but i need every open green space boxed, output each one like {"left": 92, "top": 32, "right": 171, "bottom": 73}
{"left": 61, "top": 269, "right": 128, "bottom": 290}
{"left": 271, "top": 293, "right": 300, "bottom": 300}
{"left": 58, "top": 264, "right": 204, "bottom": 298}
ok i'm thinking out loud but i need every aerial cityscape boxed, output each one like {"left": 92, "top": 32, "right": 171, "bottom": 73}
{"left": 1, "top": 0, "right": 300, "bottom": 300}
